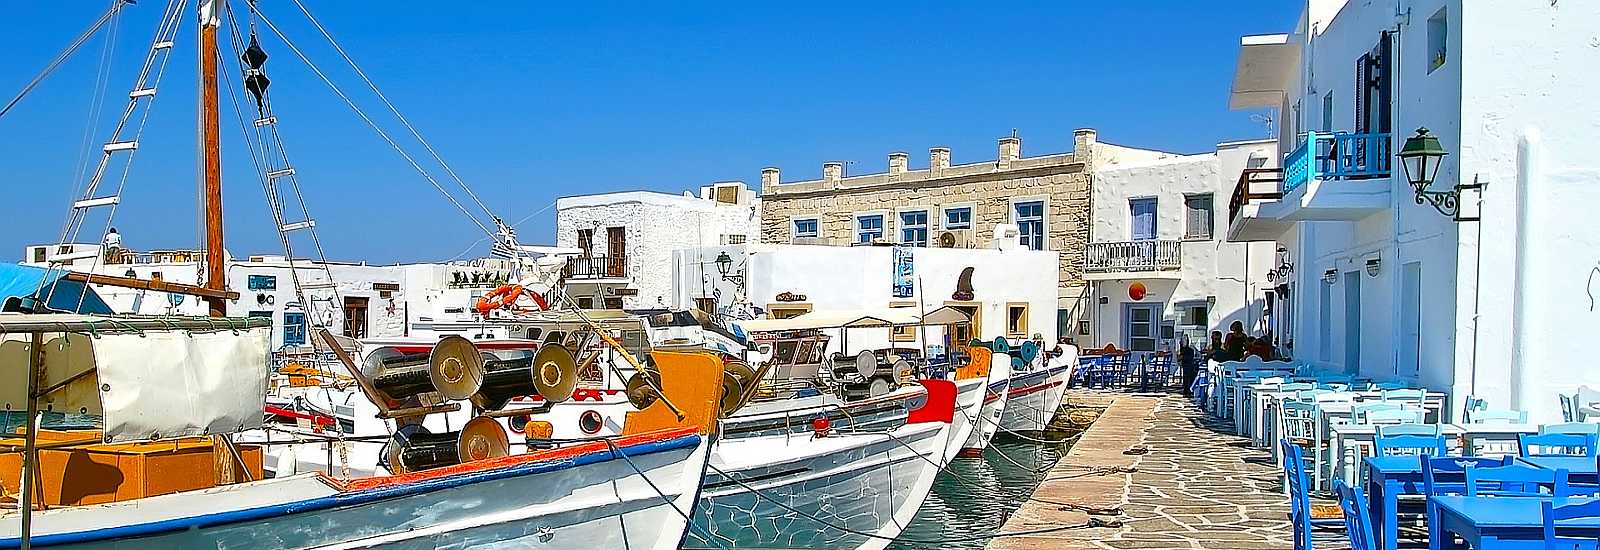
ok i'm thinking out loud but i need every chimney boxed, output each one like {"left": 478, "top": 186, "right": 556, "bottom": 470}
{"left": 930, "top": 147, "right": 951, "bottom": 175}
{"left": 888, "top": 152, "right": 909, "bottom": 176}
{"left": 998, "top": 135, "right": 1021, "bottom": 167}
{"left": 760, "top": 167, "right": 780, "bottom": 194}
{"left": 1074, "top": 128, "right": 1098, "bottom": 166}
{"left": 822, "top": 162, "right": 844, "bottom": 186}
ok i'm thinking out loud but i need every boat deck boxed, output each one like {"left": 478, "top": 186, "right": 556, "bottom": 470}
{"left": 990, "top": 393, "right": 1290, "bottom": 549}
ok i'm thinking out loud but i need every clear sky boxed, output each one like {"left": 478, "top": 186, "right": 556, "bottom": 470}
{"left": 1, "top": 1, "right": 1296, "bottom": 264}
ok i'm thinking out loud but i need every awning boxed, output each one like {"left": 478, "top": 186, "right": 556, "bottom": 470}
{"left": 735, "top": 306, "right": 972, "bottom": 333}
{"left": 1229, "top": 34, "right": 1300, "bottom": 110}
{"left": 0, "top": 264, "right": 113, "bottom": 314}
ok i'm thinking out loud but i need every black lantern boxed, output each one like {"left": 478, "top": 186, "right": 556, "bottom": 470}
{"left": 714, "top": 251, "right": 733, "bottom": 278}
{"left": 1398, "top": 127, "right": 1484, "bottom": 221}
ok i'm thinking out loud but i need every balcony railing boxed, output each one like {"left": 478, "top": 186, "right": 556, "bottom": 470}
{"left": 1282, "top": 131, "right": 1392, "bottom": 193}
{"left": 1085, "top": 240, "right": 1182, "bottom": 273}
{"left": 1229, "top": 167, "right": 1285, "bottom": 225}
{"left": 563, "top": 255, "right": 628, "bottom": 279}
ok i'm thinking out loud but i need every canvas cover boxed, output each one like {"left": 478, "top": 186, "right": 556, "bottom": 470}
{"left": 94, "top": 327, "right": 271, "bottom": 443}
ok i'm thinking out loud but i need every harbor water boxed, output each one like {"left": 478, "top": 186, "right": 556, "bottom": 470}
{"left": 888, "top": 434, "right": 1076, "bottom": 549}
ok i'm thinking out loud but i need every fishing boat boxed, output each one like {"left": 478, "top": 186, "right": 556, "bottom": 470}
{"left": 996, "top": 342, "right": 1079, "bottom": 434}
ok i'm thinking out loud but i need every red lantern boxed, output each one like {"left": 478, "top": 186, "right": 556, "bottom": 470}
{"left": 1129, "top": 282, "right": 1147, "bottom": 301}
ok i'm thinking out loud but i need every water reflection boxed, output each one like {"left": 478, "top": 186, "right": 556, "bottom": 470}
{"left": 888, "top": 435, "right": 1071, "bottom": 549}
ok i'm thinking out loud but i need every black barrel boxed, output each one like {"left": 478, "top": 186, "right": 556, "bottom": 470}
{"left": 389, "top": 431, "right": 461, "bottom": 472}
{"left": 371, "top": 366, "right": 435, "bottom": 403}
{"left": 471, "top": 357, "right": 536, "bottom": 410}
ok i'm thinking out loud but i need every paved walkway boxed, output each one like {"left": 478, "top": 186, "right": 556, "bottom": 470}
{"left": 991, "top": 393, "right": 1291, "bottom": 550}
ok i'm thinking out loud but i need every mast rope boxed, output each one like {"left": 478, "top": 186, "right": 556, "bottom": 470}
{"left": 0, "top": 0, "right": 134, "bottom": 122}
{"left": 283, "top": 0, "right": 503, "bottom": 226}
{"left": 248, "top": 9, "right": 499, "bottom": 242}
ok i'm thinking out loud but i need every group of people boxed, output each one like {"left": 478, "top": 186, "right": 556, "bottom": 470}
{"left": 1176, "top": 321, "right": 1282, "bottom": 396}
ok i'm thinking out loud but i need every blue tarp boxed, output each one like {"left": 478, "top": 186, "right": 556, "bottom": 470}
{"left": 0, "top": 263, "right": 115, "bottom": 314}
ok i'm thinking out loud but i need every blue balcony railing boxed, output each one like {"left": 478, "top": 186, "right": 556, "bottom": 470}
{"left": 1281, "top": 132, "right": 1392, "bottom": 193}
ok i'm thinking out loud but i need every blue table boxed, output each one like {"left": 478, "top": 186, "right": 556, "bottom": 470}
{"left": 1365, "top": 456, "right": 1428, "bottom": 550}
{"left": 1428, "top": 496, "right": 1600, "bottom": 549}
{"left": 1517, "top": 455, "right": 1600, "bottom": 485}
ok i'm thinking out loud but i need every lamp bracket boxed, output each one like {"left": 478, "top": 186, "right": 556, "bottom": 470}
{"left": 1415, "top": 175, "right": 1486, "bottom": 222}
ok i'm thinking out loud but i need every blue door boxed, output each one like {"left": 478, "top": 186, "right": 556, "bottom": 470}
{"left": 284, "top": 311, "right": 307, "bottom": 346}
{"left": 1130, "top": 198, "right": 1157, "bottom": 240}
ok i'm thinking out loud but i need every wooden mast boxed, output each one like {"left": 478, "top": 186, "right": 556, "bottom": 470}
{"left": 200, "top": 0, "right": 226, "bottom": 318}
{"left": 198, "top": 0, "right": 238, "bottom": 485}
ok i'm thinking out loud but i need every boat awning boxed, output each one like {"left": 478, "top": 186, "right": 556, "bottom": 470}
{"left": 0, "top": 263, "right": 114, "bottom": 314}
{"left": 735, "top": 306, "right": 972, "bottom": 333}
{"left": 1230, "top": 34, "right": 1300, "bottom": 110}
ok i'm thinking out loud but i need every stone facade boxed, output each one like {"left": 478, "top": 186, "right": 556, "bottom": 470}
{"left": 758, "top": 130, "right": 1164, "bottom": 301}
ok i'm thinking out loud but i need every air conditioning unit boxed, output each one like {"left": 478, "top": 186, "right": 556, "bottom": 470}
{"left": 991, "top": 223, "right": 1022, "bottom": 250}
{"left": 791, "top": 236, "right": 824, "bottom": 245}
{"left": 936, "top": 229, "right": 974, "bottom": 248}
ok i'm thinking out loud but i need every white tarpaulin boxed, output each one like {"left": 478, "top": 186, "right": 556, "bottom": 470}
{"left": 94, "top": 327, "right": 271, "bottom": 443}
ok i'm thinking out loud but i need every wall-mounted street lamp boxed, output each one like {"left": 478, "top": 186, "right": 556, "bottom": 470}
{"left": 714, "top": 251, "right": 745, "bottom": 288}
{"left": 1399, "top": 127, "right": 1486, "bottom": 222}
{"left": 1365, "top": 257, "right": 1382, "bottom": 278}
{"left": 1323, "top": 269, "right": 1338, "bottom": 285}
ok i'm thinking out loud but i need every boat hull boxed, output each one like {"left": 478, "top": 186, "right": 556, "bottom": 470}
{"left": 996, "top": 363, "right": 1072, "bottom": 434}
{"left": 958, "top": 352, "right": 1013, "bottom": 454}
{"left": 2, "top": 430, "right": 709, "bottom": 550}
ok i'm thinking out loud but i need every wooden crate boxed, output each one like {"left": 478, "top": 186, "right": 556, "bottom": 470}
{"left": 1, "top": 430, "right": 263, "bottom": 507}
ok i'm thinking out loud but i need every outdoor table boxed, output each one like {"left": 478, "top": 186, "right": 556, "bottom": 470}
{"left": 1252, "top": 387, "right": 1302, "bottom": 449}
{"left": 1336, "top": 424, "right": 1466, "bottom": 488}
{"left": 1517, "top": 455, "right": 1600, "bottom": 485}
{"left": 1455, "top": 423, "right": 1542, "bottom": 456}
{"left": 1310, "top": 393, "right": 1449, "bottom": 491}
{"left": 1365, "top": 455, "right": 1429, "bottom": 550}
{"left": 1428, "top": 495, "right": 1600, "bottom": 550}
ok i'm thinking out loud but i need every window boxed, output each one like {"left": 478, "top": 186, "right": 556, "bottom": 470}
{"left": 722, "top": 234, "right": 747, "bottom": 245}
{"left": 1129, "top": 198, "right": 1157, "bottom": 240}
{"left": 577, "top": 296, "right": 594, "bottom": 309}
{"left": 943, "top": 207, "right": 972, "bottom": 230}
{"left": 890, "top": 301, "right": 917, "bottom": 341}
{"left": 899, "top": 210, "right": 928, "bottom": 247}
{"left": 283, "top": 312, "right": 307, "bottom": 346}
{"left": 247, "top": 274, "right": 277, "bottom": 290}
{"left": 1322, "top": 92, "right": 1334, "bottom": 132}
{"left": 603, "top": 297, "right": 623, "bottom": 309}
{"left": 1176, "top": 301, "right": 1209, "bottom": 328}
{"left": 792, "top": 218, "right": 818, "bottom": 240}
{"left": 577, "top": 229, "right": 593, "bottom": 257}
{"left": 1427, "top": 8, "right": 1448, "bottom": 73}
{"left": 945, "top": 302, "right": 981, "bottom": 353}
{"left": 1013, "top": 201, "right": 1044, "bottom": 250}
{"left": 343, "top": 296, "right": 369, "bottom": 339}
{"left": 1183, "top": 194, "right": 1214, "bottom": 240}
{"left": 714, "top": 185, "right": 739, "bottom": 204}
{"left": 1078, "top": 319, "right": 1090, "bottom": 336}
{"left": 767, "top": 303, "right": 812, "bottom": 319}
{"left": 1006, "top": 302, "right": 1029, "bottom": 339}
{"left": 856, "top": 215, "right": 884, "bottom": 244}
{"left": 31, "top": 247, "right": 45, "bottom": 263}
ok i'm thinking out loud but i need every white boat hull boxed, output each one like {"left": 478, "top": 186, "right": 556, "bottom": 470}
{"left": 958, "top": 352, "right": 1013, "bottom": 453}
{"left": 997, "top": 361, "right": 1073, "bottom": 434}
{"left": 2, "top": 430, "right": 710, "bottom": 550}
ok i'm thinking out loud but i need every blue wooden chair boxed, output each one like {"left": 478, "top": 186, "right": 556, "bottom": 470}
{"left": 1543, "top": 423, "right": 1600, "bottom": 435}
{"left": 1467, "top": 409, "right": 1528, "bottom": 424}
{"left": 1420, "top": 456, "right": 1511, "bottom": 496}
{"left": 1541, "top": 499, "right": 1600, "bottom": 550}
{"left": 1462, "top": 463, "right": 1572, "bottom": 497}
{"left": 1282, "top": 439, "right": 1346, "bottom": 550}
{"left": 1519, "top": 433, "right": 1599, "bottom": 457}
{"left": 1374, "top": 425, "right": 1448, "bottom": 457}
{"left": 1333, "top": 479, "right": 1376, "bottom": 550}
{"left": 1190, "top": 368, "right": 1211, "bottom": 405}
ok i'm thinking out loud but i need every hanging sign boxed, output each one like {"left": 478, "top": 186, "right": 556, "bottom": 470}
{"left": 891, "top": 246, "right": 915, "bottom": 298}
{"left": 1128, "top": 282, "right": 1147, "bottom": 301}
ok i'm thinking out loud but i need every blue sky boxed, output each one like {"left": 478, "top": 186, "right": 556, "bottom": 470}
{"left": 0, "top": 1, "right": 1296, "bottom": 264}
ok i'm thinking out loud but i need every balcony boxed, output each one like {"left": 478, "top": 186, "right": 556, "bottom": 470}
{"left": 1225, "top": 132, "right": 1393, "bottom": 242}
{"left": 563, "top": 255, "right": 628, "bottom": 280}
{"left": 1085, "top": 240, "right": 1182, "bottom": 279}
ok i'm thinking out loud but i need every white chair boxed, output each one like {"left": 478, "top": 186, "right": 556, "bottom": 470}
{"left": 1577, "top": 386, "right": 1600, "bottom": 421}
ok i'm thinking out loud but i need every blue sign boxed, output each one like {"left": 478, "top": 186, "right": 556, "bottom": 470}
{"left": 891, "top": 246, "right": 914, "bottom": 298}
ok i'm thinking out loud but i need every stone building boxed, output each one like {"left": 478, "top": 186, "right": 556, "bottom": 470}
{"left": 555, "top": 182, "right": 760, "bottom": 309}
{"left": 757, "top": 128, "right": 1181, "bottom": 340}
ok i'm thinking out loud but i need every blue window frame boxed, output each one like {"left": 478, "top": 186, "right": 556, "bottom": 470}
{"left": 247, "top": 274, "right": 277, "bottom": 291}
{"left": 283, "top": 312, "right": 307, "bottom": 346}
{"left": 900, "top": 211, "right": 928, "bottom": 246}
{"left": 1013, "top": 201, "right": 1044, "bottom": 250}
{"left": 1130, "top": 198, "right": 1158, "bottom": 240}
{"left": 793, "top": 218, "right": 819, "bottom": 239}
{"left": 856, "top": 215, "right": 884, "bottom": 244}
{"left": 944, "top": 207, "right": 972, "bottom": 230}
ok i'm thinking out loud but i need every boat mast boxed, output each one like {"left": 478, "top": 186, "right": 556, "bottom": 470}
{"left": 200, "top": 0, "right": 225, "bottom": 317}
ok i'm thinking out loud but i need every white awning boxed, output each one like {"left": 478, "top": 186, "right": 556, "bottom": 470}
{"left": 1230, "top": 34, "right": 1300, "bottom": 110}
{"left": 736, "top": 306, "right": 972, "bottom": 333}
{"left": 95, "top": 328, "right": 271, "bottom": 443}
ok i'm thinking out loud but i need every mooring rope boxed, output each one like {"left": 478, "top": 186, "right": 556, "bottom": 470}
{"left": 603, "top": 439, "right": 735, "bottom": 550}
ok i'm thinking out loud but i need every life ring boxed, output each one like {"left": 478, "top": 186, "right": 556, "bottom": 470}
{"left": 474, "top": 284, "right": 548, "bottom": 316}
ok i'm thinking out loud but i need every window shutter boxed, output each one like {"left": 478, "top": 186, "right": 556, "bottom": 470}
{"left": 1377, "top": 32, "right": 1393, "bottom": 134}
{"left": 1354, "top": 53, "right": 1369, "bottom": 134}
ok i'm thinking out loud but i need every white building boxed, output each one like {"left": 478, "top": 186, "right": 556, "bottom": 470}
{"left": 1226, "top": 0, "right": 1600, "bottom": 421}
{"left": 555, "top": 182, "right": 760, "bottom": 310}
{"left": 670, "top": 243, "right": 1060, "bottom": 357}
{"left": 1086, "top": 140, "right": 1279, "bottom": 352}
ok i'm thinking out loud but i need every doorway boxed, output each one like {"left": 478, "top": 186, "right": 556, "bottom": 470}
{"left": 1123, "top": 303, "right": 1160, "bottom": 352}
{"left": 344, "top": 296, "right": 369, "bottom": 339}
{"left": 1343, "top": 271, "right": 1361, "bottom": 374}
{"left": 606, "top": 227, "right": 626, "bottom": 277}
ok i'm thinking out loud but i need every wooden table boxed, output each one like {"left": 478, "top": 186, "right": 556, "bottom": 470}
{"left": 1517, "top": 455, "right": 1600, "bottom": 485}
{"left": 1428, "top": 495, "right": 1600, "bottom": 549}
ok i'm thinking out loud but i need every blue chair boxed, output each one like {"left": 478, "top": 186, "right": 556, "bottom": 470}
{"left": 1543, "top": 423, "right": 1600, "bottom": 435}
{"left": 1463, "top": 463, "right": 1572, "bottom": 497}
{"left": 1541, "top": 499, "right": 1600, "bottom": 550}
{"left": 1374, "top": 426, "right": 1448, "bottom": 457}
{"left": 1352, "top": 402, "right": 1406, "bottom": 423}
{"left": 1467, "top": 409, "right": 1528, "bottom": 424}
{"left": 1381, "top": 388, "right": 1427, "bottom": 405}
{"left": 1519, "top": 433, "right": 1599, "bottom": 457}
{"left": 1282, "top": 439, "right": 1346, "bottom": 550}
{"left": 1420, "top": 456, "right": 1511, "bottom": 496}
{"left": 1333, "top": 480, "right": 1375, "bottom": 550}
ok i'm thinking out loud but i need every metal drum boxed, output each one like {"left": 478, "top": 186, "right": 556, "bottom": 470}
{"left": 470, "top": 344, "right": 580, "bottom": 410}
{"left": 385, "top": 416, "right": 509, "bottom": 474}
{"left": 365, "top": 335, "right": 485, "bottom": 406}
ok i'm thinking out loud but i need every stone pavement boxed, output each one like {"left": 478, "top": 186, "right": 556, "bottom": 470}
{"left": 990, "top": 393, "right": 1291, "bottom": 550}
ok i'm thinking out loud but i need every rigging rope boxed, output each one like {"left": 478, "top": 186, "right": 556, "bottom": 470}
{"left": 248, "top": 9, "right": 498, "bottom": 242}
{"left": 0, "top": 0, "right": 133, "bottom": 122}
{"left": 602, "top": 439, "right": 735, "bottom": 550}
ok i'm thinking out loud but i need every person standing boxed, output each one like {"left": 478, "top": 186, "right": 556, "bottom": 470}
{"left": 1179, "top": 341, "right": 1199, "bottom": 396}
